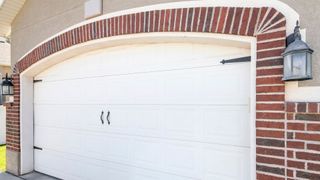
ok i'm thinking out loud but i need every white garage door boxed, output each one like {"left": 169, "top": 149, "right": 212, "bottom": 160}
{"left": 34, "top": 43, "right": 251, "bottom": 180}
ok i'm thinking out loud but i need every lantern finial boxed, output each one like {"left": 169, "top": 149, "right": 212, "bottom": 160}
{"left": 294, "top": 20, "right": 301, "bottom": 40}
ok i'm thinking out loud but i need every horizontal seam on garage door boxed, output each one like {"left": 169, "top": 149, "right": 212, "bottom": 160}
{"left": 36, "top": 148, "right": 204, "bottom": 179}
{"left": 37, "top": 63, "right": 250, "bottom": 83}
{"left": 34, "top": 124, "right": 250, "bottom": 148}
{"left": 34, "top": 103, "right": 249, "bottom": 106}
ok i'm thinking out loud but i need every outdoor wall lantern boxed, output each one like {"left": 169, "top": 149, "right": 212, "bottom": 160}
{"left": 282, "top": 21, "right": 313, "bottom": 81}
{"left": 1, "top": 73, "right": 14, "bottom": 103}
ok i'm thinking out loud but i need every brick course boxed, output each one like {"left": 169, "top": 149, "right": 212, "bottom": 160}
{"left": 286, "top": 102, "right": 320, "bottom": 179}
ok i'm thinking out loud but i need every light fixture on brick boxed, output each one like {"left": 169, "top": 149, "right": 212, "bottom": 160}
{"left": 1, "top": 73, "right": 14, "bottom": 103}
{"left": 282, "top": 21, "right": 313, "bottom": 81}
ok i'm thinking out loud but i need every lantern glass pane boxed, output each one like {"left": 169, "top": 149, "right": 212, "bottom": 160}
{"left": 307, "top": 52, "right": 312, "bottom": 77}
{"left": 284, "top": 54, "right": 292, "bottom": 78}
{"left": 2, "top": 85, "right": 9, "bottom": 95}
{"left": 292, "top": 52, "right": 306, "bottom": 77}
{"left": 9, "top": 86, "right": 13, "bottom": 95}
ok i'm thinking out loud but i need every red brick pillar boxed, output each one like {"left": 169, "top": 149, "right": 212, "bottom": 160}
{"left": 255, "top": 31, "right": 287, "bottom": 179}
{"left": 5, "top": 73, "right": 21, "bottom": 175}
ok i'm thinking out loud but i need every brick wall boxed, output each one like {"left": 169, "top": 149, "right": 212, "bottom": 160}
{"left": 5, "top": 74, "right": 20, "bottom": 152}
{"left": 286, "top": 102, "right": 320, "bottom": 179}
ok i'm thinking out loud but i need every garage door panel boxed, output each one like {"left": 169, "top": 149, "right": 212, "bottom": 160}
{"left": 86, "top": 134, "right": 131, "bottom": 162}
{"left": 36, "top": 44, "right": 248, "bottom": 82}
{"left": 34, "top": 126, "right": 87, "bottom": 155}
{"left": 34, "top": 43, "right": 251, "bottom": 179}
{"left": 34, "top": 150, "right": 82, "bottom": 180}
{"left": 35, "top": 149, "right": 131, "bottom": 180}
{"left": 131, "top": 139, "right": 162, "bottom": 167}
{"left": 35, "top": 64, "right": 249, "bottom": 105}
{"left": 202, "top": 106, "right": 250, "bottom": 147}
{"left": 163, "top": 107, "right": 198, "bottom": 138}
{"left": 35, "top": 104, "right": 249, "bottom": 146}
{"left": 36, "top": 126, "right": 202, "bottom": 178}
{"left": 127, "top": 107, "right": 162, "bottom": 136}
{"left": 86, "top": 134, "right": 200, "bottom": 173}
{"left": 163, "top": 142, "right": 200, "bottom": 176}
{"left": 34, "top": 80, "right": 108, "bottom": 105}
{"left": 107, "top": 106, "right": 198, "bottom": 139}
{"left": 103, "top": 105, "right": 248, "bottom": 146}
{"left": 37, "top": 135, "right": 202, "bottom": 179}
{"left": 36, "top": 149, "right": 202, "bottom": 180}
{"left": 204, "top": 145, "right": 250, "bottom": 180}
{"left": 195, "top": 65, "right": 250, "bottom": 104}
{"left": 36, "top": 138, "right": 249, "bottom": 180}
{"left": 34, "top": 105, "right": 66, "bottom": 127}
{"left": 163, "top": 64, "right": 250, "bottom": 105}
{"left": 98, "top": 136, "right": 200, "bottom": 169}
{"left": 34, "top": 104, "right": 105, "bottom": 130}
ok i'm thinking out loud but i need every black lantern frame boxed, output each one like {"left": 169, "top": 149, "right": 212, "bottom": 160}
{"left": 282, "top": 21, "right": 314, "bottom": 81}
{"left": 2, "top": 73, "right": 14, "bottom": 96}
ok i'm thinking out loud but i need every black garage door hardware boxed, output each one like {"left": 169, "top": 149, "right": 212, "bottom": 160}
{"left": 220, "top": 56, "right": 251, "bottom": 64}
{"left": 34, "top": 146, "right": 43, "bottom": 150}
{"left": 33, "top": 79, "right": 43, "bottom": 83}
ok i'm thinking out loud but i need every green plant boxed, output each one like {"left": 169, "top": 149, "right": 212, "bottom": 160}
{"left": 0, "top": 145, "right": 6, "bottom": 172}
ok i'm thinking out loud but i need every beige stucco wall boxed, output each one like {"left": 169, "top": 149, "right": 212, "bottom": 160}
{"left": 11, "top": 0, "right": 86, "bottom": 64}
{"left": 11, "top": 0, "right": 182, "bottom": 66}
{"left": 0, "top": 66, "right": 12, "bottom": 76}
{"left": 0, "top": 38, "right": 12, "bottom": 76}
{"left": 11, "top": 0, "right": 320, "bottom": 86}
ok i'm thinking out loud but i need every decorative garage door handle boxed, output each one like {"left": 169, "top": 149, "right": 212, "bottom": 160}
{"left": 100, "top": 110, "right": 104, "bottom": 124}
{"left": 100, "top": 110, "right": 110, "bottom": 125}
{"left": 106, "top": 111, "right": 111, "bottom": 125}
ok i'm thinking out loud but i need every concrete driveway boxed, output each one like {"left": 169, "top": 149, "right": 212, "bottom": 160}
{"left": 0, "top": 172, "right": 59, "bottom": 180}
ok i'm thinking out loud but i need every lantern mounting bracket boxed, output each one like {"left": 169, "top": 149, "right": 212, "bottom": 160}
{"left": 286, "top": 33, "right": 296, "bottom": 47}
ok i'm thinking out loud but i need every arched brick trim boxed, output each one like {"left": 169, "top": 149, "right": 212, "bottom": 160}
{"left": 8, "top": 7, "right": 288, "bottom": 179}
{"left": 15, "top": 7, "right": 286, "bottom": 72}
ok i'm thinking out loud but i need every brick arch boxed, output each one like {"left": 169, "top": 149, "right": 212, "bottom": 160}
{"left": 9, "top": 6, "right": 287, "bottom": 179}
{"left": 16, "top": 7, "right": 286, "bottom": 72}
